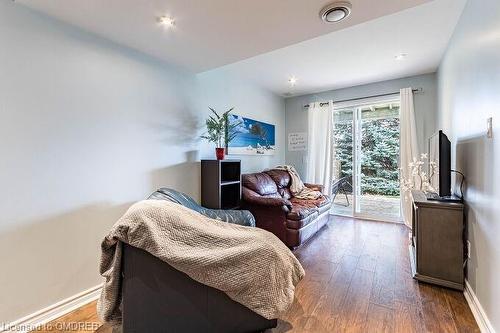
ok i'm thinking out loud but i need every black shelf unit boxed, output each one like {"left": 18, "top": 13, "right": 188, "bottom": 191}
{"left": 201, "top": 159, "right": 241, "bottom": 209}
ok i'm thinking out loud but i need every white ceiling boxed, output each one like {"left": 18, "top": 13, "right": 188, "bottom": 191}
{"left": 17, "top": 0, "right": 433, "bottom": 73}
{"left": 212, "top": 0, "right": 467, "bottom": 96}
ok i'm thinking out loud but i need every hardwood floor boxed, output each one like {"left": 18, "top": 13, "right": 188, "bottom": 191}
{"left": 270, "top": 217, "right": 478, "bottom": 333}
{"left": 31, "top": 301, "right": 104, "bottom": 333}
{"left": 34, "top": 216, "right": 479, "bottom": 333}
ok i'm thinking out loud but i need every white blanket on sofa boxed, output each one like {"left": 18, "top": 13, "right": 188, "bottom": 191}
{"left": 97, "top": 200, "right": 305, "bottom": 326}
{"left": 274, "top": 165, "right": 323, "bottom": 199}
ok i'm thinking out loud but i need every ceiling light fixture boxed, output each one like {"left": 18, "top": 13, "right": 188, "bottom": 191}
{"left": 288, "top": 76, "right": 298, "bottom": 86}
{"left": 158, "top": 16, "right": 175, "bottom": 28}
{"left": 320, "top": 1, "right": 352, "bottom": 23}
{"left": 395, "top": 53, "right": 408, "bottom": 61}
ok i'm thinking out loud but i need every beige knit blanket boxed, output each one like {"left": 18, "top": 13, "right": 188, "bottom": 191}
{"left": 274, "top": 165, "right": 323, "bottom": 199}
{"left": 97, "top": 200, "right": 305, "bottom": 326}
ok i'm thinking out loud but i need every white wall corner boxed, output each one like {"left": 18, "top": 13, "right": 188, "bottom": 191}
{"left": 1, "top": 284, "right": 102, "bottom": 333}
{"left": 464, "top": 279, "right": 496, "bottom": 333}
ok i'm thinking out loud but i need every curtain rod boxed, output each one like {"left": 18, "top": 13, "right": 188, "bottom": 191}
{"left": 302, "top": 88, "right": 423, "bottom": 108}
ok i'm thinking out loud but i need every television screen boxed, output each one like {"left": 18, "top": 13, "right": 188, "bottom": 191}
{"left": 428, "top": 130, "right": 451, "bottom": 197}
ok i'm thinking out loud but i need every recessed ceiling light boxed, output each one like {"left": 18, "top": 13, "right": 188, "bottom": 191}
{"left": 320, "top": 1, "right": 352, "bottom": 23}
{"left": 395, "top": 53, "right": 408, "bottom": 61}
{"left": 158, "top": 16, "right": 175, "bottom": 28}
{"left": 288, "top": 76, "right": 298, "bottom": 86}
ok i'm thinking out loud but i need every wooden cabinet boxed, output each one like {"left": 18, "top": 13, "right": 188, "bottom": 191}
{"left": 409, "top": 190, "right": 465, "bottom": 290}
{"left": 201, "top": 160, "right": 241, "bottom": 209}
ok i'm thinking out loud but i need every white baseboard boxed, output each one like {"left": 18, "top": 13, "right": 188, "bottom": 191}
{"left": 464, "top": 279, "right": 496, "bottom": 333}
{"left": 1, "top": 284, "right": 102, "bottom": 333}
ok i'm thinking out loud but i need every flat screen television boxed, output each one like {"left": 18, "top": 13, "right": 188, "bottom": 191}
{"left": 428, "top": 130, "right": 451, "bottom": 197}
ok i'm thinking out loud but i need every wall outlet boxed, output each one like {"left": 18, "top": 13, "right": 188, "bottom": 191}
{"left": 487, "top": 117, "right": 493, "bottom": 138}
{"left": 467, "top": 240, "right": 471, "bottom": 259}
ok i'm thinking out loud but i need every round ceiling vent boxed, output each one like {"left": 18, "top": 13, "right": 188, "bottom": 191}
{"left": 320, "top": 1, "right": 352, "bottom": 23}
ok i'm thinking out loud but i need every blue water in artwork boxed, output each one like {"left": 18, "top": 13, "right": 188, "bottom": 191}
{"left": 229, "top": 115, "right": 275, "bottom": 148}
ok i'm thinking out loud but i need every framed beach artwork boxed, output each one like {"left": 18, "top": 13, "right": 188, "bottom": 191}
{"left": 227, "top": 115, "right": 276, "bottom": 155}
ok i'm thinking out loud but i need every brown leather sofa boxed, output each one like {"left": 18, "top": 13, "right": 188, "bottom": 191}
{"left": 241, "top": 169, "right": 332, "bottom": 248}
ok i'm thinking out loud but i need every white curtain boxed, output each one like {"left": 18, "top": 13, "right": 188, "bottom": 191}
{"left": 306, "top": 101, "right": 334, "bottom": 195}
{"left": 400, "top": 88, "right": 420, "bottom": 227}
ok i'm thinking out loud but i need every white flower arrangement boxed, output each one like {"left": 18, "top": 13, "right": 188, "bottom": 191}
{"left": 400, "top": 153, "right": 438, "bottom": 201}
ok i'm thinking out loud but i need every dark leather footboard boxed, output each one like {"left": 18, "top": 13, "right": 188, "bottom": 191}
{"left": 122, "top": 244, "right": 278, "bottom": 333}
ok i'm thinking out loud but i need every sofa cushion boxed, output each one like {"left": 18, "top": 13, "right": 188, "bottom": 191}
{"left": 290, "top": 195, "right": 332, "bottom": 215}
{"left": 242, "top": 173, "right": 278, "bottom": 196}
{"left": 286, "top": 202, "right": 318, "bottom": 221}
{"left": 286, "top": 205, "right": 319, "bottom": 229}
{"left": 290, "top": 195, "right": 331, "bottom": 208}
{"left": 315, "top": 201, "right": 331, "bottom": 214}
{"left": 150, "top": 188, "right": 256, "bottom": 227}
{"left": 265, "top": 169, "right": 291, "bottom": 189}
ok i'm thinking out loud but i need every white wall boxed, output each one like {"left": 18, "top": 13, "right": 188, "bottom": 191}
{"left": 0, "top": 1, "right": 285, "bottom": 324}
{"left": 437, "top": 0, "right": 500, "bottom": 330}
{"left": 285, "top": 73, "right": 437, "bottom": 177}
{"left": 198, "top": 69, "right": 285, "bottom": 172}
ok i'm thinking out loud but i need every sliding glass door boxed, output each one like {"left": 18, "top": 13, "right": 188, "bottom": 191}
{"left": 330, "top": 97, "right": 402, "bottom": 222}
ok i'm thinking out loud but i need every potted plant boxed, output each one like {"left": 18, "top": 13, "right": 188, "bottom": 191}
{"left": 200, "top": 107, "right": 240, "bottom": 160}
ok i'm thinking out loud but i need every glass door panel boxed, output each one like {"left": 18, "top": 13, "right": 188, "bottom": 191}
{"left": 330, "top": 108, "right": 354, "bottom": 216}
{"left": 356, "top": 103, "right": 401, "bottom": 221}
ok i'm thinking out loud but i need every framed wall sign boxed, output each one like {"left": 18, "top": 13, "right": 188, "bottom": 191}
{"left": 288, "top": 132, "right": 307, "bottom": 151}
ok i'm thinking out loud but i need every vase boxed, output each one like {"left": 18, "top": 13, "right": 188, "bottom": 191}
{"left": 215, "top": 148, "right": 225, "bottom": 160}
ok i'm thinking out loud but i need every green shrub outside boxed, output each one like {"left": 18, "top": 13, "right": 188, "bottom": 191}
{"left": 333, "top": 117, "right": 400, "bottom": 196}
